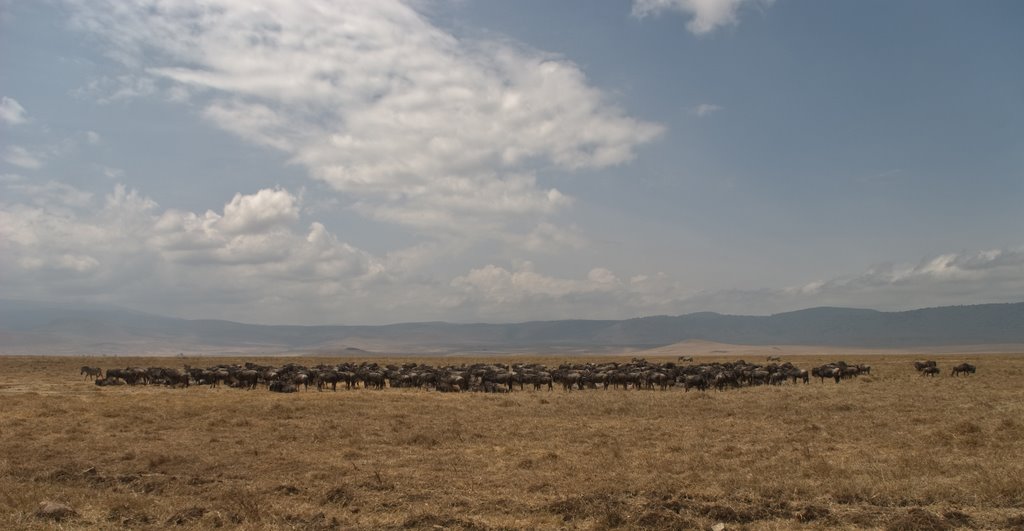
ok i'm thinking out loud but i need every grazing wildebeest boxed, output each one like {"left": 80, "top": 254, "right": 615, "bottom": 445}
{"left": 811, "top": 365, "right": 842, "bottom": 383}
{"left": 269, "top": 381, "right": 297, "bottom": 393}
{"left": 160, "top": 368, "right": 189, "bottom": 387}
{"left": 104, "top": 368, "right": 133, "bottom": 384}
{"left": 315, "top": 371, "right": 342, "bottom": 392}
{"left": 914, "top": 360, "right": 937, "bottom": 372}
{"left": 362, "top": 371, "right": 386, "bottom": 390}
{"left": 714, "top": 371, "right": 738, "bottom": 391}
{"left": 236, "top": 370, "right": 259, "bottom": 390}
{"left": 921, "top": 366, "right": 940, "bottom": 377}
{"left": 681, "top": 374, "right": 707, "bottom": 392}
{"left": 951, "top": 363, "right": 976, "bottom": 377}
{"left": 80, "top": 366, "right": 102, "bottom": 380}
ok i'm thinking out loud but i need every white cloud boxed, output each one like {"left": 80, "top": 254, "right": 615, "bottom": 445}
{"left": 0, "top": 180, "right": 390, "bottom": 323}
{"left": 2, "top": 145, "right": 43, "bottom": 169}
{"left": 85, "top": 131, "right": 101, "bottom": 144}
{"left": 62, "top": 0, "right": 662, "bottom": 242}
{"left": 218, "top": 188, "right": 300, "bottom": 235}
{"left": 0, "top": 96, "right": 28, "bottom": 125}
{"left": 632, "top": 0, "right": 774, "bottom": 35}
{"left": 692, "top": 103, "right": 722, "bottom": 117}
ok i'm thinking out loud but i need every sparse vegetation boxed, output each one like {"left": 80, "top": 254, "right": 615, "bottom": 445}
{"left": 0, "top": 353, "right": 1022, "bottom": 529}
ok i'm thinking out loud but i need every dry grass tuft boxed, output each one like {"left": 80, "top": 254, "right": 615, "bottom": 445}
{"left": 322, "top": 485, "right": 355, "bottom": 507}
{"left": 941, "top": 509, "right": 974, "bottom": 528}
{"left": 401, "top": 512, "right": 490, "bottom": 530}
{"left": 165, "top": 506, "right": 206, "bottom": 526}
{"left": 1005, "top": 514, "right": 1024, "bottom": 530}
{"left": 885, "top": 508, "right": 951, "bottom": 531}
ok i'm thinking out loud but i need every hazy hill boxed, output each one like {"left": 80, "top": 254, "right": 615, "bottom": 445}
{"left": 0, "top": 299, "right": 1022, "bottom": 355}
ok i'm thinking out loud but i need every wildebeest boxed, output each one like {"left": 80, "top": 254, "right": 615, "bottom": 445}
{"left": 951, "top": 363, "right": 976, "bottom": 377}
{"left": 811, "top": 366, "right": 842, "bottom": 383}
{"left": 681, "top": 374, "right": 707, "bottom": 392}
{"left": 269, "top": 381, "right": 297, "bottom": 393}
{"left": 104, "top": 368, "right": 146, "bottom": 385}
{"left": 80, "top": 366, "right": 102, "bottom": 380}
{"left": 160, "top": 368, "right": 189, "bottom": 387}
{"left": 236, "top": 370, "right": 259, "bottom": 390}
{"left": 921, "top": 366, "right": 940, "bottom": 377}
{"left": 914, "top": 360, "right": 937, "bottom": 372}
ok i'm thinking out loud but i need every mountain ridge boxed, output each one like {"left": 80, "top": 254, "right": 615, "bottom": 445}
{"left": 1, "top": 299, "right": 1022, "bottom": 354}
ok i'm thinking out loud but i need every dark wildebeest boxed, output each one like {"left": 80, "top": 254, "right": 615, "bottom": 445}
{"left": 681, "top": 374, "right": 707, "bottom": 392}
{"left": 362, "top": 371, "right": 387, "bottom": 390}
{"left": 269, "top": 381, "right": 298, "bottom": 393}
{"left": 105, "top": 368, "right": 135, "bottom": 384}
{"left": 811, "top": 366, "right": 842, "bottom": 383}
{"left": 914, "top": 360, "right": 937, "bottom": 372}
{"left": 315, "top": 371, "right": 342, "bottom": 392}
{"left": 236, "top": 369, "right": 259, "bottom": 390}
{"left": 81, "top": 366, "right": 102, "bottom": 380}
{"left": 951, "top": 363, "right": 976, "bottom": 377}
{"left": 161, "top": 368, "right": 189, "bottom": 387}
{"left": 921, "top": 366, "right": 940, "bottom": 377}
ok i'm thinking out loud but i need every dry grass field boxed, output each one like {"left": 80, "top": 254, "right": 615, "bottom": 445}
{"left": 1, "top": 353, "right": 1023, "bottom": 530}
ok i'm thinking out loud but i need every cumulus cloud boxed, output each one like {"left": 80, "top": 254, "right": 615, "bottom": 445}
{"left": 0, "top": 96, "right": 28, "bottom": 125}
{"left": 0, "top": 180, "right": 390, "bottom": 323}
{"left": 63, "top": 0, "right": 663, "bottom": 241}
{"left": 632, "top": 0, "right": 773, "bottom": 35}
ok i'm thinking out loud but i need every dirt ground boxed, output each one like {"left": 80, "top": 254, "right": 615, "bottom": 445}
{"left": 1, "top": 352, "right": 1022, "bottom": 530}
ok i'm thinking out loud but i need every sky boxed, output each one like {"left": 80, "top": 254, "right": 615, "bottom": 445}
{"left": 1, "top": 0, "right": 1022, "bottom": 325}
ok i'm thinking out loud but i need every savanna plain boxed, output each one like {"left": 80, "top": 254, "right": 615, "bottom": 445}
{"left": 1, "top": 352, "right": 1022, "bottom": 530}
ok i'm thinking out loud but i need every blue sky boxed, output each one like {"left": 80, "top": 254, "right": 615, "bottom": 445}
{"left": 1, "top": 0, "right": 1022, "bottom": 325}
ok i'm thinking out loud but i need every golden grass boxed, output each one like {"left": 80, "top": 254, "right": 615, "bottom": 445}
{"left": 1, "top": 354, "right": 1022, "bottom": 530}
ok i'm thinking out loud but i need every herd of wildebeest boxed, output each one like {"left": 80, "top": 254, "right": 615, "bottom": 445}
{"left": 79, "top": 357, "right": 977, "bottom": 393}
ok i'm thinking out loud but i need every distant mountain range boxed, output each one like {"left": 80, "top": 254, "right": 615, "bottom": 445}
{"left": 1, "top": 299, "right": 1022, "bottom": 355}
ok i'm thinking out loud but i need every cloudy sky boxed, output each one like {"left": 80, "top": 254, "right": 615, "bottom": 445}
{"left": 1, "top": 0, "right": 1022, "bottom": 325}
